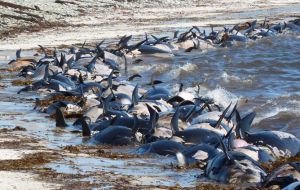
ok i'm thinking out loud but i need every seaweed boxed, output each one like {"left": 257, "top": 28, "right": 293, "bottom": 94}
{"left": 63, "top": 145, "right": 80, "bottom": 153}
{"left": 261, "top": 153, "right": 300, "bottom": 172}
{"left": 11, "top": 79, "right": 32, "bottom": 86}
{"left": 36, "top": 95, "right": 83, "bottom": 107}
{"left": 0, "top": 152, "right": 60, "bottom": 170}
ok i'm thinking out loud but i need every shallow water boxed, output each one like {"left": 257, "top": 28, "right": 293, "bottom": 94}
{"left": 46, "top": 156, "right": 202, "bottom": 187}
{"left": 125, "top": 34, "right": 300, "bottom": 137}
{"left": 0, "top": 33, "right": 300, "bottom": 187}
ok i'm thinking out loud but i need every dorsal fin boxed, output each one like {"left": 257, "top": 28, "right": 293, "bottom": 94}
{"left": 178, "top": 100, "right": 194, "bottom": 106}
{"left": 59, "top": 53, "right": 66, "bottom": 68}
{"left": 192, "top": 26, "right": 201, "bottom": 36}
{"left": 82, "top": 119, "right": 91, "bottom": 137}
{"left": 66, "top": 56, "right": 75, "bottom": 69}
{"left": 100, "top": 97, "right": 107, "bottom": 114}
{"left": 118, "top": 35, "right": 132, "bottom": 49}
{"left": 55, "top": 108, "right": 67, "bottom": 127}
{"left": 235, "top": 110, "right": 243, "bottom": 138}
{"left": 283, "top": 22, "right": 287, "bottom": 30}
{"left": 212, "top": 103, "right": 232, "bottom": 128}
{"left": 43, "top": 64, "right": 49, "bottom": 81}
{"left": 215, "top": 132, "right": 231, "bottom": 161}
{"left": 73, "top": 117, "right": 83, "bottom": 126}
{"left": 73, "top": 116, "right": 91, "bottom": 126}
{"left": 87, "top": 54, "right": 98, "bottom": 73}
{"left": 171, "top": 108, "right": 180, "bottom": 135}
{"left": 79, "top": 85, "right": 84, "bottom": 98}
{"left": 195, "top": 39, "right": 200, "bottom": 49}
{"left": 252, "top": 20, "right": 257, "bottom": 27}
{"left": 16, "top": 49, "right": 21, "bottom": 59}
{"left": 174, "top": 31, "right": 179, "bottom": 39}
{"left": 207, "top": 104, "right": 212, "bottom": 111}
{"left": 127, "top": 74, "right": 142, "bottom": 81}
{"left": 96, "top": 41, "right": 105, "bottom": 59}
{"left": 179, "top": 83, "right": 183, "bottom": 92}
{"left": 109, "top": 87, "right": 116, "bottom": 100}
{"left": 150, "top": 75, "right": 154, "bottom": 88}
{"left": 75, "top": 51, "right": 82, "bottom": 61}
{"left": 107, "top": 70, "right": 114, "bottom": 90}
{"left": 153, "top": 36, "right": 169, "bottom": 45}
{"left": 226, "top": 125, "right": 235, "bottom": 151}
{"left": 131, "top": 84, "right": 139, "bottom": 107}
{"left": 79, "top": 73, "right": 84, "bottom": 84}
{"left": 33, "top": 98, "right": 40, "bottom": 110}
{"left": 147, "top": 76, "right": 163, "bottom": 86}
{"left": 237, "top": 111, "right": 256, "bottom": 138}
{"left": 183, "top": 105, "right": 197, "bottom": 122}
{"left": 262, "top": 17, "right": 267, "bottom": 28}
{"left": 87, "top": 62, "right": 95, "bottom": 73}
{"left": 247, "top": 20, "right": 257, "bottom": 33}
{"left": 151, "top": 34, "right": 159, "bottom": 41}
{"left": 146, "top": 104, "right": 158, "bottom": 130}
{"left": 166, "top": 95, "right": 184, "bottom": 105}
{"left": 38, "top": 45, "right": 48, "bottom": 58}
{"left": 229, "top": 24, "right": 239, "bottom": 33}
{"left": 127, "top": 39, "right": 147, "bottom": 53}
{"left": 224, "top": 125, "right": 234, "bottom": 139}
{"left": 97, "top": 40, "right": 105, "bottom": 47}
{"left": 225, "top": 102, "right": 238, "bottom": 122}
{"left": 101, "top": 96, "right": 110, "bottom": 116}
{"left": 214, "top": 104, "right": 221, "bottom": 111}
{"left": 53, "top": 48, "right": 58, "bottom": 57}
{"left": 81, "top": 40, "right": 86, "bottom": 48}
{"left": 195, "top": 84, "right": 201, "bottom": 97}
{"left": 187, "top": 102, "right": 208, "bottom": 121}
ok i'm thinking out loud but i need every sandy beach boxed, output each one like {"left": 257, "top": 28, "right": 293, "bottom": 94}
{"left": 0, "top": 0, "right": 300, "bottom": 189}
{"left": 0, "top": 0, "right": 299, "bottom": 49}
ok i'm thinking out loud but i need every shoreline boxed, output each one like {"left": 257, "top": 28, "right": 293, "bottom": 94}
{"left": 0, "top": 1, "right": 300, "bottom": 189}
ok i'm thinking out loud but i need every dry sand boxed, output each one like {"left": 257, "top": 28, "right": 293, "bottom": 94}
{"left": 0, "top": 149, "right": 38, "bottom": 160}
{"left": 0, "top": 132, "right": 60, "bottom": 190}
{"left": 0, "top": 0, "right": 299, "bottom": 49}
{"left": 0, "top": 171, "right": 58, "bottom": 190}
